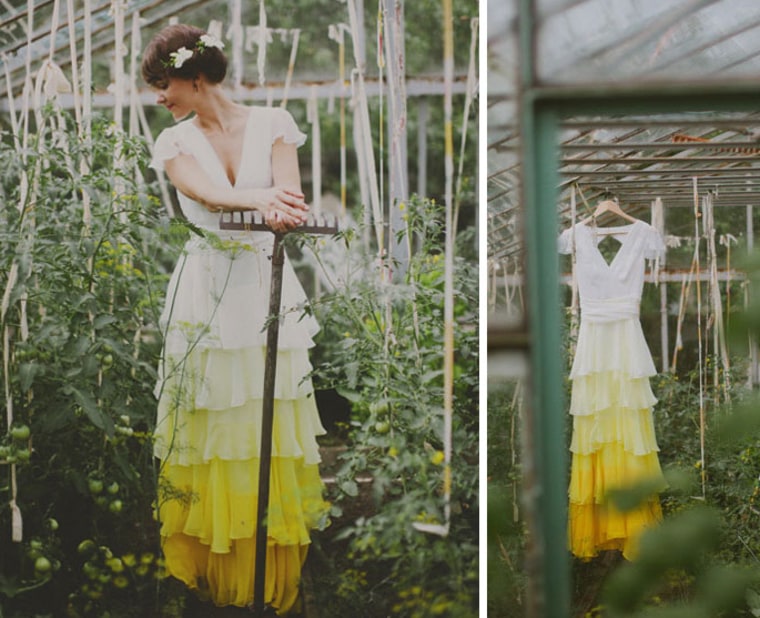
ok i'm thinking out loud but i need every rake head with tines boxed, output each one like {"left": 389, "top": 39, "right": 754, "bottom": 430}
{"left": 219, "top": 210, "right": 339, "bottom": 235}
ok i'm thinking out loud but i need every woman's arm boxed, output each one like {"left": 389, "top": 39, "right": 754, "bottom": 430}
{"left": 163, "top": 145, "right": 308, "bottom": 229}
{"left": 265, "top": 138, "right": 308, "bottom": 232}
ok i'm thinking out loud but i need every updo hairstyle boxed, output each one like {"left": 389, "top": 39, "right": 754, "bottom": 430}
{"left": 141, "top": 24, "right": 227, "bottom": 87}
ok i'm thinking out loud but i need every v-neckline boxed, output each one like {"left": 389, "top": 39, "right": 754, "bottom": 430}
{"left": 586, "top": 220, "right": 639, "bottom": 269}
{"left": 189, "top": 108, "right": 253, "bottom": 187}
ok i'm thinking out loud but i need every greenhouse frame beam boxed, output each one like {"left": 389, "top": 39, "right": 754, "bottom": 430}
{"left": 490, "top": 270, "right": 748, "bottom": 287}
{"left": 0, "top": 74, "right": 468, "bottom": 111}
{"left": 561, "top": 141, "right": 760, "bottom": 151}
{"left": 559, "top": 154, "right": 760, "bottom": 164}
{"left": 560, "top": 116, "right": 760, "bottom": 129}
{"left": 560, "top": 166, "right": 760, "bottom": 176}
{"left": 574, "top": 175, "right": 760, "bottom": 185}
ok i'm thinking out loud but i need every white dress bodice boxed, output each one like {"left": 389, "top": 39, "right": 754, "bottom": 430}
{"left": 149, "top": 105, "right": 306, "bottom": 242}
{"left": 559, "top": 220, "right": 665, "bottom": 323}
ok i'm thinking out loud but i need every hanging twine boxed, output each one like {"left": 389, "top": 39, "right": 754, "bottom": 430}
{"left": 346, "top": 0, "right": 383, "bottom": 254}
{"left": 1, "top": 179, "right": 21, "bottom": 545}
{"left": 256, "top": 0, "right": 267, "bottom": 85}
{"left": 703, "top": 194, "right": 731, "bottom": 403}
{"left": 452, "top": 16, "right": 478, "bottom": 238}
{"left": 651, "top": 197, "right": 664, "bottom": 284}
{"left": 307, "top": 86, "right": 322, "bottom": 218}
{"left": 279, "top": 29, "right": 300, "bottom": 107}
{"left": 568, "top": 185, "right": 579, "bottom": 345}
{"left": 330, "top": 23, "right": 349, "bottom": 213}
{"left": 694, "top": 180, "right": 706, "bottom": 498}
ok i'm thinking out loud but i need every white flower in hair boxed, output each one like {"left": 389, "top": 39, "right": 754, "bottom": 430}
{"left": 169, "top": 46, "right": 194, "bottom": 69}
{"left": 199, "top": 34, "right": 225, "bottom": 50}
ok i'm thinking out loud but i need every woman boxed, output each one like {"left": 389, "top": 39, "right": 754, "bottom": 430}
{"left": 142, "top": 23, "right": 329, "bottom": 614}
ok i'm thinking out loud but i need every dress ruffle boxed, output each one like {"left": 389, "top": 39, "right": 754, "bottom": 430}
{"left": 154, "top": 350, "right": 325, "bottom": 466}
{"left": 158, "top": 457, "right": 328, "bottom": 609}
{"left": 154, "top": 236, "right": 327, "bottom": 612}
{"left": 160, "top": 237, "right": 319, "bottom": 353}
{"left": 571, "top": 319, "right": 657, "bottom": 378}
{"left": 567, "top": 317, "right": 665, "bottom": 561}
{"left": 569, "top": 371, "right": 657, "bottom": 418}
{"left": 568, "top": 440, "right": 665, "bottom": 559}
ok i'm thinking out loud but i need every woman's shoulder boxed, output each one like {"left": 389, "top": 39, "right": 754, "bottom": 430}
{"left": 154, "top": 118, "right": 197, "bottom": 145}
{"left": 248, "top": 105, "right": 306, "bottom": 146}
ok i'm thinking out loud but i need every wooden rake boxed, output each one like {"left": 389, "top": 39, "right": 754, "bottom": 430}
{"left": 219, "top": 211, "right": 339, "bottom": 616}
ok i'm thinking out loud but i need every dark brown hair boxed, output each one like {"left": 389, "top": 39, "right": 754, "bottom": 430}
{"left": 141, "top": 24, "right": 227, "bottom": 87}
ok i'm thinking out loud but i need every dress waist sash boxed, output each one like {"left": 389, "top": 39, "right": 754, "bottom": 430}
{"left": 581, "top": 296, "right": 640, "bottom": 323}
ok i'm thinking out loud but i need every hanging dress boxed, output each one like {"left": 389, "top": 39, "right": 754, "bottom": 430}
{"left": 149, "top": 106, "right": 330, "bottom": 612}
{"left": 559, "top": 220, "right": 667, "bottom": 560}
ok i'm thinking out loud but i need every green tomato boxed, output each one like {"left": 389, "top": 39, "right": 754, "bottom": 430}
{"left": 108, "top": 499, "right": 123, "bottom": 514}
{"left": 112, "top": 575, "right": 129, "bottom": 589}
{"left": 106, "top": 482, "right": 119, "bottom": 495}
{"left": 46, "top": 518, "right": 59, "bottom": 531}
{"left": 99, "top": 546, "right": 113, "bottom": 559}
{"left": 15, "top": 448, "right": 30, "bottom": 463}
{"left": 101, "top": 354, "right": 114, "bottom": 368}
{"left": 88, "top": 479, "right": 104, "bottom": 495}
{"left": 34, "top": 556, "right": 52, "bottom": 573}
{"left": 0, "top": 445, "right": 11, "bottom": 459}
{"left": 374, "top": 421, "right": 390, "bottom": 435}
{"left": 77, "top": 539, "right": 96, "bottom": 556}
{"left": 10, "top": 424, "right": 30, "bottom": 441}
{"left": 82, "top": 561, "right": 99, "bottom": 580}
{"left": 369, "top": 401, "right": 389, "bottom": 416}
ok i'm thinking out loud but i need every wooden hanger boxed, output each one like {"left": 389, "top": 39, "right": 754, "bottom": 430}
{"left": 580, "top": 198, "right": 640, "bottom": 233}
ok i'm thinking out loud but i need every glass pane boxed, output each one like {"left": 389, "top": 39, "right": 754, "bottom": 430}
{"left": 535, "top": 0, "right": 760, "bottom": 83}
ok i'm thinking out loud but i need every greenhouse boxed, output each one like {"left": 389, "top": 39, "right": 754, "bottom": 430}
{"left": 0, "top": 1, "right": 479, "bottom": 617}
{"left": 488, "top": 1, "right": 760, "bottom": 617}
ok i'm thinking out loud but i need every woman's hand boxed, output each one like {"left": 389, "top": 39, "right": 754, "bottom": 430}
{"left": 256, "top": 187, "right": 309, "bottom": 232}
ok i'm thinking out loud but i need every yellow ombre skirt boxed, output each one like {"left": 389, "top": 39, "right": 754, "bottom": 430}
{"left": 154, "top": 236, "right": 329, "bottom": 613}
{"left": 567, "top": 319, "right": 666, "bottom": 560}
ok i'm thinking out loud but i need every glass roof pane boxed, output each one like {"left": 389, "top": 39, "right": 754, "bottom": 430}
{"left": 536, "top": 0, "right": 760, "bottom": 83}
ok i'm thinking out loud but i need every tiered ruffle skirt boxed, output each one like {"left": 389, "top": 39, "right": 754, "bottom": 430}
{"left": 154, "top": 235, "right": 329, "bottom": 612}
{"left": 568, "top": 318, "right": 666, "bottom": 560}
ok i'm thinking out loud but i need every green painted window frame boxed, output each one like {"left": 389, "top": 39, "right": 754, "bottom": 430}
{"left": 518, "top": 18, "right": 760, "bottom": 616}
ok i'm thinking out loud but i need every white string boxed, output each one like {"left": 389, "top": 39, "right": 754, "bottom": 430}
{"left": 256, "top": 0, "right": 267, "bottom": 85}
{"left": 651, "top": 197, "right": 664, "bottom": 284}
{"left": 569, "top": 186, "right": 579, "bottom": 344}
{"left": 308, "top": 86, "right": 322, "bottom": 218}
{"left": 452, "top": 16, "right": 478, "bottom": 236}
{"left": 694, "top": 179, "right": 705, "bottom": 498}
{"left": 279, "top": 30, "right": 300, "bottom": 107}
{"left": 346, "top": 0, "right": 383, "bottom": 253}
{"left": 328, "top": 23, "right": 349, "bottom": 212}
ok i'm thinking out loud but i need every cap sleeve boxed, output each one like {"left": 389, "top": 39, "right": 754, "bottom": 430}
{"left": 149, "top": 125, "right": 192, "bottom": 172}
{"left": 644, "top": 225, "right": 666, "bottom": 260}
{"left": 558, "top": 227, "right": 573, "bottom": 255}
{"left": 271, "top": 108, "right": 307, "bottom": 147}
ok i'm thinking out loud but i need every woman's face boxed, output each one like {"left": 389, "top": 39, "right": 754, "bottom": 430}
{"left": 152, "top": 77, "right": 196, "bottom": 120}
